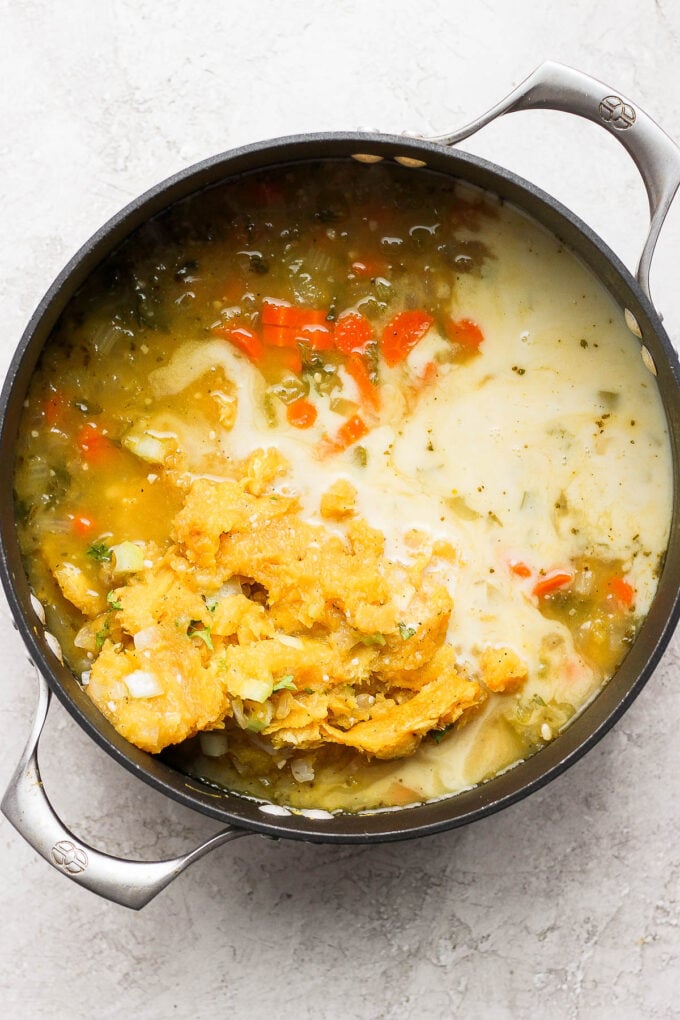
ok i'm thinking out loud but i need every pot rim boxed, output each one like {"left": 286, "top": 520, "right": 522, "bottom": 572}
{"left": 2, "top": 130, "right": 679, "bottom": 842}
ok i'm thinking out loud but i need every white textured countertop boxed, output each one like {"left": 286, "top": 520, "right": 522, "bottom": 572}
{"left": 2, "top": 2, "right": 680, "bottom": 1017}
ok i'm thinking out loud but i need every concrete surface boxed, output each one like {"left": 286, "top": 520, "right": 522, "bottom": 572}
{"left": 1, "top": 2, "right": 680, "bottom": 1017}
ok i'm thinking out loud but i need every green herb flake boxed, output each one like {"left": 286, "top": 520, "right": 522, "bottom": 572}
{"left": 187, "top": 620, "right": 213, "bottom": 650}
{"left": 272, "top": 674, "right": 297, "bottom": 692}
{"left": 398, "top": 622, "right": 417, "bottom": 641}
{"left": 358, "top": 633, "right": 386, "bottom": 647}
{"left": 95, "top": 618, "right": 110, "bottom": 652}
{"left": 87, "top": 541, "right": 112, "bottom": 562}
{"left": 432, "top": 724, "right": 454, "bottom": 744}
{"left": 106, "top": 590, "right": 122, "bottom": 610}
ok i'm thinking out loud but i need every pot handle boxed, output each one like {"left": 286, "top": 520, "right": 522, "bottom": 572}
{"left": 427, "top": 61, "right": 680, "bottom": 304}
{"left": 1, "top": 669, "right": 249, "bottom": 910}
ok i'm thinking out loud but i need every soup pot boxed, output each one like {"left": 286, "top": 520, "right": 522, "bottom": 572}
{"left": 3, "top": 62, "right": 680, "bottom": 910}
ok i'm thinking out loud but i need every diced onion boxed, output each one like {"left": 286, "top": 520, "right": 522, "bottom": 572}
{"left": 291, "top": 759, "right": 315, "bottom": 783}
{"left": 133, "top": 625, "right": 162, "bottom": 651}
{"left": 81, "top": 670, "right": 91, "bottom": 687}
{"left": 111, "top": 541, "right": 145, "bottom": 575}
{"left": 122, "top": 432, "right": 170, "bottom": 464}
{"left": 231, "top": 676, "right": 273, "bottom": 703}
{"left": 199, "top": 731, "right": 229, "bottom": 757}
{"left": 276, "top": 634, "right": 303, "bottom": 649}
{"left": 123, "top": 670, "right": 163, "bottom": 699}
{"left": 214, "top": 577, "right": 243, "bottom": 600}
{"left": 74, "top": 617, "right": 102, "bottom": 651}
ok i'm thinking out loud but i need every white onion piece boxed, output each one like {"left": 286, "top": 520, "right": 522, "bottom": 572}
{"left": 133, "top": 625, "right": 162, "bottom": 651}
{"left": 276, "top": 634, "right": 303, "bottom": 649}
{"left": 291, "top": 759, "right": 315, "bottom": 783}
{"left": 214, "top": 577, "right": 243, "bottom": 599}
{"left": 122, "top": 432, "right": 170, "bottom": 464}
{"left": 199, "top": 731, "right": 229, "bottom": 757}
{"left": 123, "top": 670, "right": 163, "bottom": 699}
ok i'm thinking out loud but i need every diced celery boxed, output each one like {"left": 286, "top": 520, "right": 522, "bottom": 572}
{"left": 111, "top": 541, "right": 145, "bottom": 575}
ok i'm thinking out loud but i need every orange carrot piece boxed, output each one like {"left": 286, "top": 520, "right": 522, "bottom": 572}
{"left": 336, "top": 413, "right": 369, "bottom": 450}
{"left": 77, "top": 424, "right": 116, "bottom": 466}
{"left": 297, "top": 322, "right": 334, "bottom": 351}
{"left": 334, "top": 311, "right": 374, "bottom": 354}
{"left": 446, "top": 317, "right": 484, "bottom": 351}
{"left": 262, "top": 300, "right": 327, "bottom": 328}
{"left": 380, "top": 310, "right": 433, "bottom": 366}
{"left": 262, "top": 324, "right": 300, "bottom": 348}
{"left": 72, "top": 513, "right": 96, "bottom": 536}
{"left": 510, "top": 561, "right": 532, "bottom": 578}
{"left": 213, "top": 324, "right": 264, "bottom": 362}
{"left": 43, "top": 392, "right": 66, "bottom": 428}
{"left": 345, "top": 353, "right": 380, "bottom": 410}
{"left": 286, "top": 398, "right": 318, "bottom": 429}
{"left": 608, "top": 576, "right": 635, "bottom": 607}
{"left": 533, "top": 571, "right": 574, "bottom": 598}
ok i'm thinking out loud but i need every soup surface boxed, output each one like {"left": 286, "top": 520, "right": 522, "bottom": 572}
{"left": 14, "top": 159, "right": 672, "bottom": 812}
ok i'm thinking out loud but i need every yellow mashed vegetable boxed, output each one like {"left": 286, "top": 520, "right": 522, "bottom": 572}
{"left": 81, "top": 447, "right": 504, "bottom": 761}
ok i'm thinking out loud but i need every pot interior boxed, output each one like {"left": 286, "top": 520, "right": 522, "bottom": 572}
{"left": 2, "top": 134, "right": 680, "bottom": 842}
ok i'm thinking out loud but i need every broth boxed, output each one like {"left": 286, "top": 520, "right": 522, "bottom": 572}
{"left": 13, "top": 159, "right": 672, "bottom": 812}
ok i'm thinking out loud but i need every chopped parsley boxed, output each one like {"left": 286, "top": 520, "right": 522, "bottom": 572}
{"left": 87, "top": 540, "right": 112, "bottom": 562}
{"left": 95, "top": 617, "right": 110, "bottom": 651}
{"left": 106, "top": 590, "right": 122, "bottom": 610}
{"left": 432, "top": 723, "right": 454, "bottom": 744}
{"left": 272, "top": 674, "right": 297, "bottom": 692}
{"left": 398, "top": 622, "right": 417, "bottom": 641}
{"left": 187, "top": 620, "right": 213, "bottom": 650}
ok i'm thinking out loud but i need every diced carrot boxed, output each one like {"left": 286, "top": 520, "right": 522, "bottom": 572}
{"left": 533, "top": 570, "right": 574, "bottom": 598}
{"left": 297, "top": 322, "right": 334, "bottom": 351}
{"left": 350, "top": 258, "right": 389, "bottom": 279}
{"left": 334, "top": 311, "right": 374, "bottom": 354}
{"left": 510, "top": 561, "right": 532, "bottom": 578}
{"left": 262, "top": 300, "right": 327, "bottom": 328}
{"left": 43, "top": 392, "right": 66, "bottom": 428}
{"left": 286, "top": 398, "right": 318, "bottom": 429}
{"left": 336, "top": 413, "right": 369, "bottom": 450}
{"left": 72, "top": 513, "right": 96, "bottom": 536}
{"left": 345, "top": 353, "right": 380, "bottom": 410}
{"left": 262, "top": 324, "right": 299, "bottom": 349}
{"left": 213, "top": 324, "right": 264, "bottom": 362}
{"left": 446, "top": 317, "right": 484, "bottom": 351}
{"left": 380, "top": 310, "right": 434, "bottom": 366}
{"left": 77, "top": 424, "right": 116, "bottom": 465}
{"left": 608, "top": 576, "right": 635, "bottom": 607}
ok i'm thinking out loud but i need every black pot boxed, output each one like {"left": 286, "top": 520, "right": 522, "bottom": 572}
{"left": 3, "top": 62, "right": 680, "bottom": 909}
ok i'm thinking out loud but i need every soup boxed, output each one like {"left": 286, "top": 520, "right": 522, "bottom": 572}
{"left": 13, "top": 160, "right": 672, "bottom": 813}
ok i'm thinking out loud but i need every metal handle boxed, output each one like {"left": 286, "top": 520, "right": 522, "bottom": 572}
{"left": 1, "top": 669, "right": 248, "bottom": 909}
{"left": 428, "top": 61, "right": 680, "bottom": 304}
